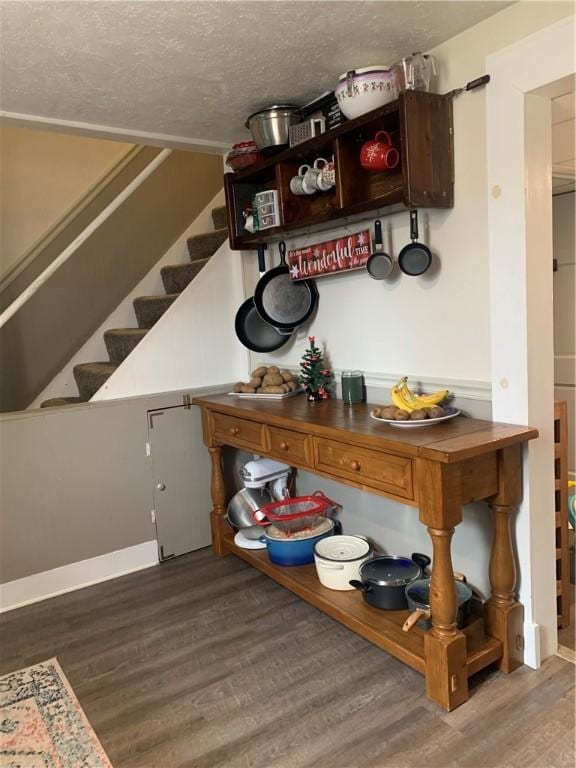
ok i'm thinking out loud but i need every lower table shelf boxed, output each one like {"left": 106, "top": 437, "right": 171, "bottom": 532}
{"left": 222, "top": 533, "right": 503, "bottom": 678}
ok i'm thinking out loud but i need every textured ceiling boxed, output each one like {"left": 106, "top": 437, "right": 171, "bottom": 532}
{"left": 0, "top": 1, "right": 512, "bottom": 148}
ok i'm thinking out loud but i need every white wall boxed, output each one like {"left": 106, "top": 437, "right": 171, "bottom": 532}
{"left": 238, "top": 1, "right": 574, "bottom": 638}
{"left": 243, "top": 2, "right": 574, "bottom": 384}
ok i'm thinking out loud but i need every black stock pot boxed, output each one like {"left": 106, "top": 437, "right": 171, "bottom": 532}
{"left": 349, "top": 552, "right": 431, "bottom": 610}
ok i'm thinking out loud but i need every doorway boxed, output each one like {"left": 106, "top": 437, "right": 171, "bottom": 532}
{"left": 552, "top": 88, "right": 576, "bottom": 657}
{"left": 487, "top": 16, "right": 575, "bottom": 667}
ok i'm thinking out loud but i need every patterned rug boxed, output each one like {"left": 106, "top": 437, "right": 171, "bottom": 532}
{"left": 0, "top": 658, "right": 112, "bottom": 767}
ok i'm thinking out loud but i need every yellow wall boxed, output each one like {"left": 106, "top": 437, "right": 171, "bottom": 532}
{"left": 0, "top": 123, "right": 133, "bottom": 276}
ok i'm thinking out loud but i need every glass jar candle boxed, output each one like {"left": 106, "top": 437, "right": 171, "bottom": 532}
{"left": 341, "top": 370, "right": 364, "bottom": 405}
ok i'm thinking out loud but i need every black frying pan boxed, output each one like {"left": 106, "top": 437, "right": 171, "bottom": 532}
{"left": 234, "top": 245, "right": 292, "bottom": 353}
{"left": 398, "top": 210, "right": 432, "bottom": 276}
{"left": 253, "top": 241, "right": 319, "bottom": 330}
{"left": 366, "top": 220, "right": 394, "bottom": 280}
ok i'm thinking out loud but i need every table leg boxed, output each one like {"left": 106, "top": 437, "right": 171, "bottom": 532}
{"left": 209, "top": 445, "right": 228, "bottom": 556}
{"left": 485, "top": 446, "right": 524, "bottom": 672}
{"left": 417, "top": 459, "right": 468, "bottom": 710}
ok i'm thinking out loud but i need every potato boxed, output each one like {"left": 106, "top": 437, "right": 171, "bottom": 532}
{"left": 286, "top": 380, "right": 298, "bottom": 391}
{"left": 262, "top": 373, "right": 284, "bottom": 387}
{"left": 281, "top": 370, "right": 294, "bottom": 382}
{"left": 267, "top": 366, "right": 280, "bottom": 374}
{"left": 380, "top": 406, "right": 398, "bottom": 420}
{"left": 410, "top": 408, "right": 428, "bottom": 420}
{"left": 394, "top": 409, "right": 410, "bottom": 421}
{"left": 240, "top": 385, "right": 256, "bottom": 393}
{"left": 251, "top": 366, "right": 267, "bottom": 379}
{"left": 248, "top": 377, "right": 262, "bottom": 388}
{"left": 260, "top": 385, "right": 286, "bottom": 394}
{"left": 233, "top": 382, "right": 244, "bottom": 393}
{"left": 426, "top": 406, "right": 445, "bottom": 419}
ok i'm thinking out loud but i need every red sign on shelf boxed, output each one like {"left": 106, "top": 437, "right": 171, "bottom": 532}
{"left": 287, "top": 230, "right": 372, "bottom": 281}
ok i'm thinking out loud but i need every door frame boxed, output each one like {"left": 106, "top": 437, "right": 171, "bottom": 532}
{"left": 486, "top": 15, "right": 575, "bottom": 667}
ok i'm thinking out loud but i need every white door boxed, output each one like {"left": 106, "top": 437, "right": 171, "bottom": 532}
{"left": 148, "top": 404, "right": 212, "bottom": 560}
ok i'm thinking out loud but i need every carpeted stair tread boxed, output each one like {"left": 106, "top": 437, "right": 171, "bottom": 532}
{"left": 104, "top": 328, "right": 148, "bottom": 365}
{"left": 41, "top": 396, "right": 86, "bottom": 408}
{"left": 44, "top": 206, "right": 225, "bottom": 405}
{"left": 133, "top": 293, "right": 178, "bottom": 329}
{"left": 160, "top": 259, "right": 210, "bottom": 294}
{"left": 187, "top": 228, "right": 227, "bottom": 262}
{"left": 211, "top": 206, "right": 228, "bottom": 231}
{"left": 73, "top": 362, "right": 117, "bottom": 400}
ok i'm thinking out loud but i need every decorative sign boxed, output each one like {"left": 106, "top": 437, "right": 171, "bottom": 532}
{"left": 288, "top": 230, "right": 372, "bottom": 281}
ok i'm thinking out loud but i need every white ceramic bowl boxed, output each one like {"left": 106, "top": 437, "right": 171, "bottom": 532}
{"left": 335, "top": 66, "right": 398, "bottom": 120}
{"left": 314, "top": 535, "right": 372, "bottom": 590}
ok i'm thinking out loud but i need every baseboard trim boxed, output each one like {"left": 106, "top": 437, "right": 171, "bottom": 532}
{"left": 0, "top": 540, "right": 158, "bottom": 613}
{"left": 523, "top": 621, "right": 542, "bottom": 669}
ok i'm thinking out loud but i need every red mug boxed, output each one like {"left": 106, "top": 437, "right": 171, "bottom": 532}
{"left": 359, "top": 131, "right": 399, "bottom": 172}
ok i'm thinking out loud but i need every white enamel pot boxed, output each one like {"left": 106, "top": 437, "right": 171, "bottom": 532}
{"left": 313, "top": 535, "right": 373, "bottom": 591}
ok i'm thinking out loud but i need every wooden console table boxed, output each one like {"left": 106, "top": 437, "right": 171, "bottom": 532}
{"left": 193, "top": 394, "right": 537, "bottom": 710}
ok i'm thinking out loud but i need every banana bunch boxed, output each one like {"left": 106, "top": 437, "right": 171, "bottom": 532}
{"left": 391, "top": 377, "right": 450, "bottom": 413}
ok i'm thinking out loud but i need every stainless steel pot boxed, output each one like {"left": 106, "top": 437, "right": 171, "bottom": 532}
{"left": 245, "top": 105, "right": 302, "bottom": 155}
{"left": 402, "top": 575, "right": 473, "bottom": 632}
{"left": 226, "top": 487, "right": 272, "bottom": 540}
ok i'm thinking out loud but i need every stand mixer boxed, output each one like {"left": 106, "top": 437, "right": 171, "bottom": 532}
{"left": 226, "top": 458, "right": 291, "bottom": 549}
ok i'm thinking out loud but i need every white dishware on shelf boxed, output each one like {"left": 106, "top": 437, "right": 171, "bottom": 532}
{"left": 335, "top": 66, "right": 398, "bottom": 120}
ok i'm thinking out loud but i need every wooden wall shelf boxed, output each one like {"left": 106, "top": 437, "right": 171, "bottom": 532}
{"left": 224, "top": 91, "right": 454, "bottom": 250}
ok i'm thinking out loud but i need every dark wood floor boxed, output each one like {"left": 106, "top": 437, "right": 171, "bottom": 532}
{"left": 1, "top": 548, "right": 574, "bottom": 768}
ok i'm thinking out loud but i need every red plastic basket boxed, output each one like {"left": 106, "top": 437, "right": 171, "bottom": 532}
{"left": 253, "top": 492, "right": 340, "bottom": 534}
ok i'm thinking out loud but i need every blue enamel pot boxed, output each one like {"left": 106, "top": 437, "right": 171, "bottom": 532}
{"left": 264, "top": 518, "right": 335, "bottom": 566}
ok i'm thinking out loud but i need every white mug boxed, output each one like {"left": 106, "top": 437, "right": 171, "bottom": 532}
{"left": 303, "top": 162, "right": 323, "bottom": 194}
{"left": 290, "top": 164, "right": 314, "bottom": 195}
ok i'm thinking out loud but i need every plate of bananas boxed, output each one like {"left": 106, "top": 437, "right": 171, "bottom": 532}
{"left": 370, "top": 377, "right": 460, "bottom": 428}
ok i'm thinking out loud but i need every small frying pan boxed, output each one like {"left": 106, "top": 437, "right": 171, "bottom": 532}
{"left": 253, "top": 241, "right": 319, "bottom": 331}
{"left": 234, "top": 245, "right": 292, "bottom": 353}
{"left": 366, "top": 220, "right": 394, "bottom": 280}
{"left": 398, "top": 210, "right": 432, "bottom": 276}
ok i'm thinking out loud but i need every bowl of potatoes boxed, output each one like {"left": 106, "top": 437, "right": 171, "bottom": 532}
{"left": 230, "top": 366, "right": 301, "bottom": 399}
{"left": 370, "top": 405, "right": 460, "bottom": 428}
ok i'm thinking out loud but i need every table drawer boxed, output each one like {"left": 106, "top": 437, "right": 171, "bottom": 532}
{"left": 314, "top": 438, "right": 414, "bottom": 499}
{"left": 266, "top": 426, "right": 311, "bottom": 466}
{"left": 212, "top": 412, "right": 265, "bottom": 451}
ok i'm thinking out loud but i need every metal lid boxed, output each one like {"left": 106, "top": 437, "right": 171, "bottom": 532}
{"left": 359, "top": 555, "right": 421, "bottom": 586}
{"left": 314, "top": 535, "right": 370, "bottom": 562}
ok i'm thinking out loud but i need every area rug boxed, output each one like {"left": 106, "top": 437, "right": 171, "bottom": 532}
{"left": 0, "top": 658, "right": 112, "bottom": 767}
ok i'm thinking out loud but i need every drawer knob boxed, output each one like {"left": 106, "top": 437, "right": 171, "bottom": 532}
{"left": 350, "top": 460, "right": 361, "bottom": 471}
{"left": 229, "top": 426, "right": 240, "bottom": 436}
{"left": 279, "top": 441, "right": 289, "bottom": 450}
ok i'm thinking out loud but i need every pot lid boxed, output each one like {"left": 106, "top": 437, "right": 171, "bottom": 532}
{"left": 314, "top": 535, "right": 370, "bottom": 561}
{"left": 265, "top": 516, "right": 334, "bottom": 541}
{"left": 406, "top": 578, "right": 472, "bottom": 607}
{"left": 359, "top": 555, "right": 421, "bottom": 586}
{"left": 337, "top": 66, "right": 392, "bottom": 80}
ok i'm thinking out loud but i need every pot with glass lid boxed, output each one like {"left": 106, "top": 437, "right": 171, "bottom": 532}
{"left": 349, "top": 553, "right": 431, "bottom": 610}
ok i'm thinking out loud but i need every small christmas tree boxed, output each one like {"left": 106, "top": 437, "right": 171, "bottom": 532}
{"left": 299, "top": 336, "right": 333, "bottom": 401}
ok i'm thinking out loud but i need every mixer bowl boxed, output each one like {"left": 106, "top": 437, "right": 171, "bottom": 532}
{"left": 226, "top": 487, "right": 272, "bottom": 539}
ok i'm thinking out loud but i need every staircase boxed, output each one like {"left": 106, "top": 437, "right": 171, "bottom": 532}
{"left": 40, "top": 206, "right": 228, "bottom": 408}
